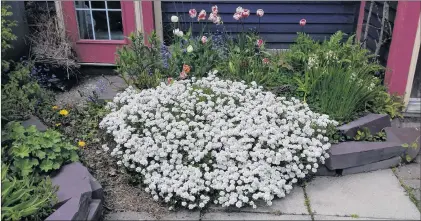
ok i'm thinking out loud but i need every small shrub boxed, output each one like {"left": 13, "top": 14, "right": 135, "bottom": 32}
{"left": 116, "top": 32, "right": 162, "bottom": 89}
{"left": 1, "top": 61, "right": 54, "bottom": 123}
{"left": 1, "top": 2, "right": 17, "bottom": 70}
{"left": 1, "top": 164, "right": 57, "bottom": 221}
{"left": 2, "top": 122, "right": 79, "bottom": 177}
{"left": 100, "top": 71, "right": 337, "bottom": 209}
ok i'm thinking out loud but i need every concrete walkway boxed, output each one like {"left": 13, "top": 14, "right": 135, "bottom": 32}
{"left": 106, "top": 166, "right": 421, "bottom": 220}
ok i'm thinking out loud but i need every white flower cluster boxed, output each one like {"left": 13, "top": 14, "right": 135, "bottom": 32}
{"left": 100, "top": 71, "right": 337, "bottom": 209}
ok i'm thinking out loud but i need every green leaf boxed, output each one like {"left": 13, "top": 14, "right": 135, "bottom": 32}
{"left": 39, "top": 160, "right": 54, "bottom": 172}
{"left": 35, "top": 150, "right": 46, "bottom": 159}
{"left": 52, "top": 162, "right": 61, "bottom": 170}
{"left": 69, "top": 152, "right": 79, "bottom": 162}
{"left": 14, "top": 159, "right": 34, "bottom": 176}
{"left": 402, "top": 143, "right": 409, "bottom": 148}
{"left": 406, "top": 155, "right": 412, "bottom": 162}
{"left": 410, "top": 142, "right": 418, "bottom": 149}
{"left": 11, "top": 145, "right": 31, "bottom": 158}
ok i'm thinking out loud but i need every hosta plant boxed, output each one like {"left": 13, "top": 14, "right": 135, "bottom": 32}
{"left": 100, "top": 71, "right": 337, "bottom": 209}
{"left": 1, "top": 164, "right": 57, "bottom": 221}
{"left": 2, "top": 122, "right": 79, "bottom": 177}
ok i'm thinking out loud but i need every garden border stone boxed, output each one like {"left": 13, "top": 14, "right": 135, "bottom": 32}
{"left": 325, "top": 141, "right": 405, "bottom": 170}
{"left": 384, "top": 127, "right": 420, "bottom": 162}
{"left": 341, "top": 156, "right": 401, "bottom": 175}
{"left": 337, "top": 114, "right": 390, "bottom": 138}
{"left": 21, "top": 115, "right": 48, "bottom": 132}
{"left": 46, "top": 162, "right": 104, "bottom": 221}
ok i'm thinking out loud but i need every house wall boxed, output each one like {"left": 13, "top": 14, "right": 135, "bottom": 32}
{"left": 160, "top": 1, "right": 360, "bottom": 48}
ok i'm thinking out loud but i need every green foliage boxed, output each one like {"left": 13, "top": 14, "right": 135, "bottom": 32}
{"left": 285, "top": 32, "right": 383, "bottom": 75}
{"left": 286, "top": 31, "right": 402, "bottom": 121}
{"left": 217, "top": 33, "right": 294, "bottom": 91}
{"left": 116, "top": 32, "right": 162, "bottom": 89}
{"left": 1, "top": 164, "right": 57, "bottom": 221}
{"left": 2, "top": 122, "right": 79, "bottom": 177}
{"left": 353, "top": 128, "right": 386, "bottom": 142}
{"left": 1, "top": 2, "right": 17, "bottom": 70}
{"left": 1, "top": 61, "right": 54, "bottom": 123}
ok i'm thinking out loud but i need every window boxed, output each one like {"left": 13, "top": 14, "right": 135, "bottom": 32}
{"left": 74, "top": 1, "right": 123, "bottom": 40}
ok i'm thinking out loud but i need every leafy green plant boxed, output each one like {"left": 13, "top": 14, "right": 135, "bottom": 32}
{"left": 2, "top": 122, "right": 79, "bottom": 177}
{"left": 1, "top": 164, "right": 57, "bottom": 221}
{"left": 367, "top": 90, "right": 404, "bottom": 118}
{"left": 353, "top": 128, "right": 386, "bottom": 142}
{"left": 1, "top": 2, "right": 17, "bottom": 70}
{"left": 1, "top": 61, "right": 54, "bottom": 123}
{"left": 116, "top": 32, "right": 162, "bottom": 89}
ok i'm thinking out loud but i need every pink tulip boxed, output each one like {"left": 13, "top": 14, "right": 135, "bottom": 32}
{"left": 212, "top": 5, "right": 218, "bottom": 14}
{"left": 179, "top": 71, "right": 187, "bottom": 79}
{"left": 241, "top": 9, "right": 250, "bottom": 18}
{"left": 256, "top": 39, "right": 263, "bottom": 48}
{"left": 208, "top": 13, "right": 216, "bottom": 22}
{"left": 299, "top": 19, "right": 306, "bottom": 26}
{"left": 233, "top": 13, "right": 242, "bottom": 21}
{"left": 198, "top": 10, "right": 206, "bottom": 21}
{"left": 167, "top": 77, "right": 174, "bottom": 84}
{"left": 262, "top": 58, "right": 270, "bottom": 64}
{"left": 256, "top": 9, "right": 264, "bottom": 17}
{"left": 189, "top": 9, "right": 197, "bottom": 18}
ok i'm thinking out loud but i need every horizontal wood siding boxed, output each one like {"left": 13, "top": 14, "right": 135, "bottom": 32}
{"left": 161, "top": 1, "right": 360, "bottom": 48}
{"left": 361, "top": 1, "right": 397, "bottom": 66}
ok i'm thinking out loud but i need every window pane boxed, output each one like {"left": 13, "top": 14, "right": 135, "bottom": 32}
{"left": 75, "top": 1, "right": 89, "bottom": 9}
{"left": 76, "top": 10, "right": 94, "bottom": 39}
{"left": 91, "top": 1, "right": 105, "bottom": 9}
{"left": 92, "top": 11, "right": 109, "bottom": 39}
{"left": 109, "top": 11, "right": 123, "bottom": 40}
{"left": 107, "top": 1, "right": 121, "bottom": 9}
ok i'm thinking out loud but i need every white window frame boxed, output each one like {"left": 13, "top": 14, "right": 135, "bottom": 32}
{"left": 74, "top": 1, "right": 122, "bottom": 40}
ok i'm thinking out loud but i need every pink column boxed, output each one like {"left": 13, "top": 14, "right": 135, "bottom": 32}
{"left": 356, "top": 1, "right": 366, "bottom": 41}
{"left": 141, "top": 1, "right": 155, "bottom": 35}
{"left": 385, "top": 1, "right": 421, "bottom": 95}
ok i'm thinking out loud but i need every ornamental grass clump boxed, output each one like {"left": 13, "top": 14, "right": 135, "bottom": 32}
{"left": 100, "top": 71, "right": 337, "bottom": 210}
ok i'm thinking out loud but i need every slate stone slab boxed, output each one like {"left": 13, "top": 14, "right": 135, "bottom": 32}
{"left": 88, "top": 173, "right": 104, "bottom": 201}
{"left": 306, "top": 169, "right": 420, "bottom": 219}
{"left": 98, "top": 76, "right": 128, "bottom": 102}
{"left": 21, "top": 115, "right": 48, "bottom": 132}
{"left": 315, "top": 165, "right": 338, "bottom": 176}
{"left": 325, "top": 141, "right": 404, "bottom": 170}
{"left": 338, "top": 114, "right": 390, "bottom": 138}
{"left": 341, "top": 156, "right": 401, "bottom": 175}
{"left": 384, "top": 127, "right": 420, "bottom": 162}
{"left": 45, "top": 192, "right": 91, "bottom": 221}
{"left": 52, "top": 162, "right": 92, "bottom": 205}
{"left": 105, "top": 211, "right": 201, "bottom": 220}
{"left": 202, "top": 212, "right": 311, "bottom": 220}
{"left": 87, "top": 199, "right": 102, "bottom": 221}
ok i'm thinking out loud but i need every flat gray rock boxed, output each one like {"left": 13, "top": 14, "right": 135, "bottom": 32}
{"left": 98, "top": 76, "right": 128, "bottom": 101}
{"left": 21, "top": 115, "right": 48, "bottom": 132}
{"left": 385, "top": 127, "right": 420, "bottom": 162}
{"left": 87, "top": 199, "right": 102, "bottom": 221}
{"left": 338, "top": 114, "right": 390, "bottom": 138}
{"left": 341, "top": 157, "right": 401, "bottom": 175}
{"left": 88, "top": 173, "right": 104, "bottom": 200}
{"left": 201, "top": 212, "right": 311, "bottom": 220}
{"left": 208, "top": 186, "right": 307, "bottom": 215}
{"left": 306, "top": 169, "right": 420, "bottom": 219}
{"left": 395, "top": 163, "right": 421, "bottom": 180}
{"left": 325, "top": 141, "right": 404, "bottom": 170}
{"left": 315, "top": 165, "right": 338, "bottom": 176}
{"left": 45, "top": 193, "right": 91, "bottom": 221}
{"left": 52, "top": 162, "right": 92, "bottom": 205}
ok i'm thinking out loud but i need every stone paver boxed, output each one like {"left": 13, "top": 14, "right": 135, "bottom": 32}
{"left": 306, "top": 169, "right": 420, "bottom": 220}
{"left": 313, "top": 215, "right": 388, "bottom": 220}
{"left": 202, "top": 212, "right": 311, "bottom": 220}
{"left": 395, "top": 163, "right": 421, "bottom": 180}
{"left": 394, "top": 154, "right": 421, "bottom": 210}
{"left": 209, "top": 186, "right": 307, "bottom": 215}
{"left": 21, "top": 115, "right": 48, "bottom": 132}
{"left": 105, "top": 211, "right": 200, "bottom": 220}
{"left": 337, "top": 113, "right": 390, "bottom": 138}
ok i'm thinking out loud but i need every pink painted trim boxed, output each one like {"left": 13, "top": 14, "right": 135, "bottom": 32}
{"left": 141, "top": 1, "right": 155, "bottom": 35}
{"left": 61, "top": 1, "right": 136, "bottom": 63}
{"left": 356, "top": 1, "right": 366, "bottom": 41}
{"left": 385, "top": 1, "right": 421, "bottom": 95}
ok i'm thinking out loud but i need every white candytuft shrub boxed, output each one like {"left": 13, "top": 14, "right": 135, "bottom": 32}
{"left": 100, "top": 70, "right": 338, "bottom": 209}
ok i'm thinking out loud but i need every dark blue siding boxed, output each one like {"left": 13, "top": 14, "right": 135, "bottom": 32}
{"left": 162, "top": 1, "right": 360, "bottom": 49}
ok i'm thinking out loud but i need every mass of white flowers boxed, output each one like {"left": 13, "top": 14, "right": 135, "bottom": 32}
{"left": 100, "top": 70, "right": 338, "bottom": 210}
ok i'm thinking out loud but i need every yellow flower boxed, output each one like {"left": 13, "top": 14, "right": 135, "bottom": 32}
{"left": 52, "top": 105, "right": 59, "bottom": 110}
{"left": 59, "top": 109, "right": 69, "bottom": 116}
{"left": 78, "top": 141, "right": 86, "bottom": 148}
{"left": 55, "top": 123, "right": 62, "bottom": 127}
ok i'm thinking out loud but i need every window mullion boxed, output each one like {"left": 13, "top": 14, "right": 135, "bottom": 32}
{"left": 88, "top": 1, "right": 96, "bottom": 40}
{"left": 105, "top": 1, "right": 111, "bottom": 40}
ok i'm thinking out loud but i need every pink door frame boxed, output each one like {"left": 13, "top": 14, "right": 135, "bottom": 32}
{"left": 61, "top": 1, "right": 137, "bottom": 64}
{"left": 356, "top": 1, "right": 421, "bottom": 96}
